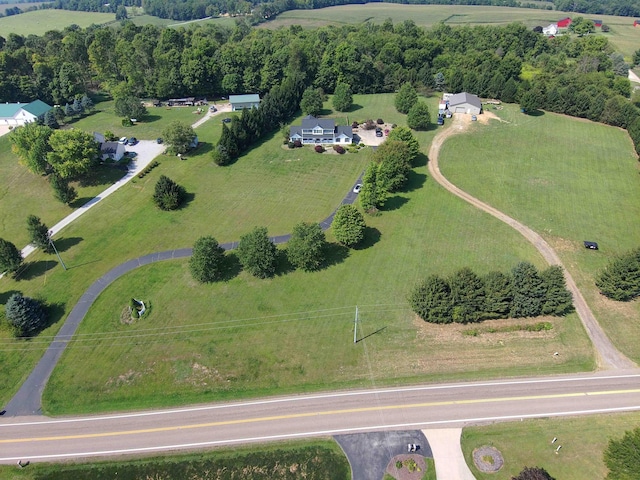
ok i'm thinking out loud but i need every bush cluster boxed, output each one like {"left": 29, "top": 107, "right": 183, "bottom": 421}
{"left": 595, "top": 247, "right": 640, "bottom": 301}
{"left": 137, "top": 161, "right": 159, "bottom": 179}
{"left": 333, "top": 145, "right": 345, "bottom": 154}
{"left": 314, "top": 145, "right": 324, "bottom": 153}
{"left": 409, "top": 263, "right": 573, "bottom": 324}
{"left": 153, "top": 175, "right": 186, "bottom": 211}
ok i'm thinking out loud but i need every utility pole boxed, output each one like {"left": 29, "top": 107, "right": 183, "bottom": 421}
{"left": 48, "top": 231, "right": 67, "bottom": 271}
{"left": 353, "top": 305, "right": 358, "bottom": 344}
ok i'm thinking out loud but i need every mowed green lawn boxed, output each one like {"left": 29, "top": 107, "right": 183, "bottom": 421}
{"left": 439, "top": 105, "right": 640, "bottom": 362}
{"left": 462, "top": 412, "right": 640, "bottom": 479}
{"left": 34, "top": 96, "right": 595, "bottom": 414}
{"left": 0, "top": 9, "right": 114, "bottom": 36}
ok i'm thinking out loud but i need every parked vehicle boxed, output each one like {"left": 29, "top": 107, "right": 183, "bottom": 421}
{"left": 353, "top": 184, "right": 362, "bottom": 194}
{"left": 222, "top": 117, "right": 232, "bottom": 123}
{"left": 437, "top": 116, "right": 444, "bottom": 126}
{"left": 128, "top": 137, "right": 138, "bottom": 146}
{"left": 157, "top": 138, "right": 163, "bottom": 144}
{"left": 118, "top": 136, "right": 128, "bottom": 145}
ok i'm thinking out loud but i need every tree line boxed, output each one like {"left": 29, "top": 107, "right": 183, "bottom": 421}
{"left": 409, "top": 263, "right": 574, "bottom": 324}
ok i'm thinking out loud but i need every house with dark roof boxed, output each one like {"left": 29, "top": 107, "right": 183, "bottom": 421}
{"left": 289, "top": 115, "right": 353, "bottom": 145}
{"left": 0, "top": 100, "right": 53, "bottom": 126}
{"left": 447, "top": 92, "right": 482, "bottom": 115}
{"left": 230, "top": 94, "right": 260, "bottom": 111}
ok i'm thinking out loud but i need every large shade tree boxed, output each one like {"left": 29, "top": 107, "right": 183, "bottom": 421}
{"left": 395, "top": 82, "right": 418, "bottom": 114}
{"left": 286, "top": 222, "right": 326, "bottom": 271}
{"left": 47, "top": 129, "right": 99, "bottom": 179}
{"left": 332, "top": 204, "right": 365, "bottom": 247}
{"left": 9, "top": 123, "right": 53, "bottom": 175}
{"left": 163, "top": 121, "right": 197, "bottom": 154}
{"left": 189, "top": 236, "right": 226, "bottom": 283}
{"left": 237, "top": 226, "right": 277, "bottom": 278}
{"left": 332, "top": 82, "right": 353, "bottom": 112}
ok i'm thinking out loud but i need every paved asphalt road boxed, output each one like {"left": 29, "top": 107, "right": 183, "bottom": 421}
{"left": 1, "top": 372, "right": 639, "bottom": 464}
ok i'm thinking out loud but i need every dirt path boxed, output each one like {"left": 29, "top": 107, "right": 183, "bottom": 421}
{"left": 428, "top": 114, "right": 636, "bottom": 370}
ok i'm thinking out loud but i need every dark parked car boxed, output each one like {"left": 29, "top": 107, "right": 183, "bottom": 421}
{"left": 222, "top": 117, "right": 232, "bottom": 123}
{"left": 437, "top": 116, "right": 444, "bottom": 126}
{"left": 128, "top": 137, "right": 138, "bottom": 146}
{"left": 156, "top": 138, "right": 163, "bottom": 144}
{"left": 375, "top": 130, "right": 383, "bottom": 137}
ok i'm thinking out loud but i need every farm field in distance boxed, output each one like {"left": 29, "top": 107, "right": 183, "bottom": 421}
{"left": 264, "top": 4, "right": 640, "bottom": 58}
{"left": 439, "top": 105, "right": 640, "bottom": 363}
{"left": 0, "top": 9, "right": 114, "bottom": 36}
{"left": 462, "top": 411, "right": 640, "bottom": 480}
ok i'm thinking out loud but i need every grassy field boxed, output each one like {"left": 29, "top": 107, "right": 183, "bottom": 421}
{"left": 461, "top": 412, "right": 640, "bottom": 479}
{"left": 0, "top": 439, "right": 349, "bottom": 480}
{"left": 439, "top": 105, "right": 640, "bottom": 362}
{"left": 263, "top": 4, "right": 640, "bottom": 58}
{"left": 0, "top": 9, "right": 114, "bottom": 36}
{"left": 8, "top": 95, "right": 592, "bottom": 414}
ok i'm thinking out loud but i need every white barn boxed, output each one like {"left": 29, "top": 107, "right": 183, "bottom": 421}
{"left": 0, "top": 100, "right": 53, "bottom": 126}
{"left": 229, "top": 94, "right": 260, "bottom": 111}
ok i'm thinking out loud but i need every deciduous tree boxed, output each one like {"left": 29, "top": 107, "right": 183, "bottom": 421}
{"left": 162, "top": 121, "right": 196, "bottom": 154}
{"left": 360, "top": 161, "right": 388, "bottom": 213}
{"left": 27, "top": 215, "right": 53, "bottom": 254}
{"left": 300, "top": 87, "right": 324, "bottom": 116}
{"left": 47, "top": 129, "right": 99, "bottom": 179}
{"left": 9, "top": 122, "right": 53, "bottom": 175}
{"left": 374, "top": 140, "right": 412, "bottom": 192}
{"left": 286, "top": 222, "right": 326, "bottom": 271}
{"left": 237, "top": 226, "right": 277, "bottom": 278}
{"left": 332, "top": 204, "right": 365, "bottom": 247}
{"left": 49, "top": 174, "right": 77, "bottom": 205}
{"left": 511, "top": 466, "right": 555, "bottom": 480}
{"left": 332, "top": 82, "right": 353, "bottom": 112}
{"left": 114, "top": 95, "right": 147, "bottom": 119}
{"left": 189, "top": 236, "right": 226, "bottom": 283}
{"left": 387, "top": 126, "right": 420, "bottom": 162}
{"left": 5, "top": 292, "right": 47, "bottom": 337}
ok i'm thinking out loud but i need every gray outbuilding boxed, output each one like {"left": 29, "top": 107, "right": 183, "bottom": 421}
{"left": 230, "top": 94, "right": 260, "bottom": 111}
{"left": 448, "top": 92, "right": 482, "bottom": 115}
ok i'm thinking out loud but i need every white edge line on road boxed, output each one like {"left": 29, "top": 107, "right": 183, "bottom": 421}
{"left": 5, "top": 373, "right": 640, "bottom": 427}
{"left": 2, "top": 405, "right": 640, "bottom": 462}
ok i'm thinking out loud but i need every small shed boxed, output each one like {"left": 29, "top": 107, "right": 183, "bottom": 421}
{"left": 448, "top": 92, "right": 482, "bottom": 115}
{"left": 230, "top": 94, "right": 260, "bottom": 111}
{"left": 584, "top": 241, "right": 599, "bottom": 250}
{"left": 592, "top": 19, "right": 602, "bottom": 27}
{"left": 542, "top": 24, "right": 558, "bottom": 36}
{"left": 557, "top": 17, "right": 572, "bottom": 28}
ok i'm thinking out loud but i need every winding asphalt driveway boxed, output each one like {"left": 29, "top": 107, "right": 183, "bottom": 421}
{"left": 4, "top": 174, "right": 364, "bottom": 416}
{"left": 427, "top": 115, "right": 635, "bottom": 371}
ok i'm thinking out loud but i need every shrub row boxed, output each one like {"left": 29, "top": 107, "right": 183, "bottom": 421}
{"left": 409, "top": 263, "right": 573, "bottom": 324}
{"left": 137, "top": 160, "right": 159, "bottom": 179}
{"left": 462, "top": 321, "right": 553, "bottom": 336}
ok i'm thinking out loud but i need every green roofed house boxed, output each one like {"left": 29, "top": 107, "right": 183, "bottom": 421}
{"left": 229, "top": 94, "right": 260, "bottom": 111}
{"left": 0, "top": 100, "right": 53, "bottom": 126}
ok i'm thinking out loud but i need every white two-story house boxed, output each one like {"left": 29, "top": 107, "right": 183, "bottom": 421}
{"left": 289, "top": 115, "right": 353, "bottom": 145}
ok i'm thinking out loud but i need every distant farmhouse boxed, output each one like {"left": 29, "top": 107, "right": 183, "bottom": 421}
{"left": 446, "top": 92, "right": 482, "bottom": 115}
{"left": 543, "top": 24, "right": 558, "bottom": 36}
{"left": 289, "top": 115, "right": 353, "bottom": 145}
{"left": 557, "top": 17, "right": 572, "bottom": 28}
{"left": 93, "top": 132, "right": 126, "bottom": 162}
{"left": 0, "top": 100, "right": 52, "bottom": 126}
{"left": 230, "top": 94, "right": 260, "bottom": 111}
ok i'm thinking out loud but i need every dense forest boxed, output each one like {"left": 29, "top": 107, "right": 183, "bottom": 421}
{"left": 1, "top": 17, "right": 640, "bottom": 151}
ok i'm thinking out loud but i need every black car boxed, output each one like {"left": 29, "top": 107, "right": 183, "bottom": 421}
{"left": 222, "top": 117, "right": 232, "bottom": 123}
{"left": 156, "top": 138, "right": 163, "bottom": 144}
{"left": 375, "top": 130, "right": 383, "bottom": 137}
{"left": 128, "top": 137, "right": 138, "bottom": 146}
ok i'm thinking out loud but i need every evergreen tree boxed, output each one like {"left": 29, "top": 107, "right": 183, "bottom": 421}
{"left": 72, "top": 97, "right": 83, "bottom": 115}
{"left": 237, "top": 226, "right": 277, "bottom": 278}
{"left": 501, "top": 77, "right": 518, "bottom": 103}
{"left": 483, "top": 271, "right": 512, "bottom": 319}
{"left": 540, "top": 265, "right": 574, "bottom": 315}
{"left": 286, "top": 222, "right": 326, "bottom": 271}
{"left": 63, "top": 103, "right": 73, "bottom": 117}
{"left": 332, "top": 204, "right": 365, "bottom": 247}
{"left": 80, "top": 94, "right": 94, "bottom": 111}
{"left": 0, "top": 238, "right": 23, "bottom": 276}
{"left": 407, "top": 101, "right": 431, "bottom": 130}
{"left": 604, "top": 427, "right": 640, "bottom": 480}
{"left": 153, "top": 175, "right": 186, "bottom": 211}
{"left": 49, "top": 174, "right": 77, "bottom": 205}
{"left": 511, "top": 466, "right": 556, "bottom": 480}
{"left": 510, "top": 262, "right": 545, "bottom": 318}
{"left": 219, "top": 123, "right": 239, "bottom": 159}
{"left": 332, "top": 82, "right": 353, "bottom": 112}
{"left": 596, "top": 248, "right": 640, "bottom": 301}
{"left": 27, "top": 215, "right": 53, "bottom": 254}
{"left": 43, "top": 110, "right": 58, "bottom": 128}
{"left": 449, "top": 267, "right": 485, "bottom": 323}
{"left": 189, "top": 236, "right": 226, "bottom": 283}
{"left": 395, "top": 82, "right": 418, "bottom": 114}
{"left": 5, "top": 292, "right": 47, "bottom": 337}
{"left": 211, "top": 145, "right": 231, "bottom": 166}
{"left": 434, "top": 72, "right": 446, "bottom": 91}
{"left": 409, "top": 275, "right": 453, "bottom": 324}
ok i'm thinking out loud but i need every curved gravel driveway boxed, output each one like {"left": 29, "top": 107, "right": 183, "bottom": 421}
{"left": 428, "top": 115, "right": 636, "bottom": 371}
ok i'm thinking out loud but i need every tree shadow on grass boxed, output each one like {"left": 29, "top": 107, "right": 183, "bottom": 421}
{"left": 176, "top": 192, "right": 196, "bottom": 211}
{"left": 77, "top": 166, "right": 126, "bottom": 188}
{"left": 353, "top": 227, "right": 381, "bottom": 251}
{"left": 70, "top": 197, "right": 95, "bottom": 208}
{"left": 220, "top": 252, "right": 242, "bottom": 282}
{"left": 40, "top": 301, "right": 66, "bottom": 333}
{"left": 141, "top": 114, "right": 162, "bottom": 123}
{"left": 274, "top": 249, "right": 296, "bottom": 277}
{"left": 0, "top": 290, "right": 21, "bottom": 305}
{"left": 16, "top": 260, "right": 58, "bottom": 281}
{"left": 192, "top": 142, "right": 213, "bottom": 156}
{"left": 524, "top": 109, "right": 545, "bottom": 117}
{"left": 381, "top": 195, "right": 409, "bottom": 212}
{"left": 55, "top": 237, "right": 83, "bottom": 253}
{"left": 321, "top": 242, "right": 350, "bottom": 270}
{"left": 401, "top": 170, "right": 427, "bottom": 193}
{"left": 413, "top": 152, "right": 429, "bottom": 168}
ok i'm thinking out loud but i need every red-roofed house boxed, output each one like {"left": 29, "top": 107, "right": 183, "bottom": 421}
{"left": 557, "top": 17, "right": 572, "bottom": 28}
{"left": 592, "top": 19, "right": 602, "bottom": 27}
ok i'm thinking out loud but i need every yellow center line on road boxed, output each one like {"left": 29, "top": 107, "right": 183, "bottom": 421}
{"left": 4, "top": 389, "right": 640, "bottom": 444}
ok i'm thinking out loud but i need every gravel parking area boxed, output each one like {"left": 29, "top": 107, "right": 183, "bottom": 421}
{"left": 354, "top": 123, "right": 392, "bottom": 146}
